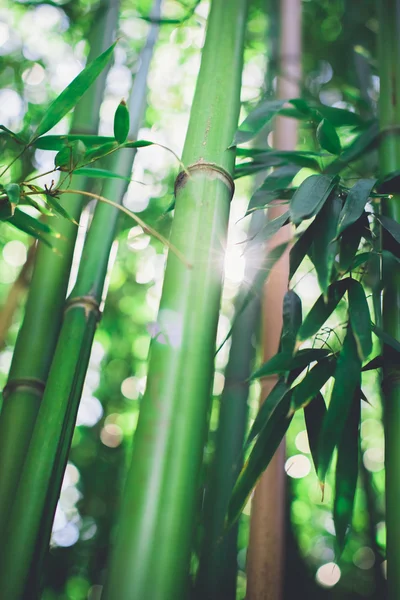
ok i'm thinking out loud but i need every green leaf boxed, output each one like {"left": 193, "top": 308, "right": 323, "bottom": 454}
{"left": 347, "top": 279, "right": 372, "bottom": 360}
{"left": 291, "top": 357, "right": 336, "bottom": 411}
{"left": 338, "top": 179, "right": 376, "bottom": 235}
{"left": 312, "top": 193, "right": 342, "bottom": 295}
{"left": 338, "top": 214, "right": 368, "bottom": 272}
{"left": 44, "top": 193, "right": 77, "bottom": 223}
{"left": 281, "top": 290, "right": 302, "bottom": 355}
{"left": 290, "top": 174, "right": 339, "bottom": 226}
{"left": 0, "top": 125, "right": 27, "bottom": 145}
{"left": 372, "top": 323, "right": 400, "bottom": 353}
{"left": 227, "top": 391, "right": 293, "bottom": 526}
{"left": 362, "top": 355, "right": 383, "bottom": 371}
{"left": 33, "top": 134, "right": 115, "bottom": 151}
{"left": 315, "top": 106, "right": 364, "bottom": 127}
{"left": 333, "top": 393, "right": 360, "bottom": 552}
{"left": 248, "top": 150, "right": 320, "bottom": 171}
{"left": 324, "top": 121, "right": 379, "bottom": 175}
{"left": 377, "top": 170, "right": 400, "bottom": 194}
{"left": 4, "top": 183, "right": 20, "bottom": 206}
{"left": 318, "top": 327, "right": 361, "bottom": 481}
{"left": 379, "top": 214, "right": 400, "bottom": 245}
{"left": 216, "top": 243, "right": 289, "bottom": 353}
{"left": 304, "top": 392, "right": 326, "bottom": 473}
{"left": 82, "top": 141, "right": 118, "bottom": 164}
{"left": 123, "top": 140, "right": 154, "bottom": 148}
{"left": 248, "top": 210, "right": 290, "bottom": 247}
{"left": 297, "top": 279, "right": 349, "bottom": 342}
{"left": 247, "top": 165, "right": 300, "bottom": 213}
{"left": 232, "top": 99, "right": 286, "bottom": 145}
{"left": 32, "top": 42, "right": 116, "bottom": 140}
{"left": 114, "top": 100, "right": 130, "bottom": 144}
{"left": 316, "top": 118, "right": 342, "bottom": 155}
{"left": 73, "top": 167, "right": 132, "bottom": 181}
{"left": 0, "top": 193, "right": 14, "bottom": 220}
{"left": 251, "top": 348, "right": 331, "bottom": 380}
{"left": 245, "top": 379, "right": 289, "bottom": 450}
{"left": 289, "top": 221, "right": 315, "bottom": 279}
{"left": 54, "top": 140, "right": 86, "bottom": 172}
{"left": 8, "top": 209, "right": 54, "bottom": 247}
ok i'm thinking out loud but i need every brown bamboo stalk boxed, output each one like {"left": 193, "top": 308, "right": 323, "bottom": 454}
{"left": 246, "top": 0, "right": 302, "bottom": 598}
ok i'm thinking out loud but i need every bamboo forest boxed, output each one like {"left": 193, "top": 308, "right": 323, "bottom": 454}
{"left": 0, "top": 0, "right": 399, "bottom": 598}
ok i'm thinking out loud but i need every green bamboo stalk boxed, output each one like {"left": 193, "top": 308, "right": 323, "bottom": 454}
{"left": 0, "top": 0, "right": 120, "bottom": 539}
{"left": 0, "top": 7, "right": 160, "bottom": 598}
{"left": 102, "top": 2, "right": 248, "bottom": 598}
{"left": 377, "top": 1, "right": 400, "bottom": 597}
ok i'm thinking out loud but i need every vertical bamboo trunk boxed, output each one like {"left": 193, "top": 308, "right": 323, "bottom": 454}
{"left": 103, "top": 2, "right": 248, "bottom": 598}
{"left": 246, "top": 1, "right": 301, "bottom": 598}
{"left": 377, "top": 1, "right": 400, "bottom": 597}
{"left": 0, "top": 8, "right": 160, "bottom": 599}
{"left": 0, "top": 0, "right": 119, "bottom": 539}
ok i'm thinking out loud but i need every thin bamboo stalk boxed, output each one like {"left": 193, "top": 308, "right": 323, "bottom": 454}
{"left": 377, "top": 2, "right": 400, "bottom": 597}
{"left": 0, "top": 0, "right": 119, "bottom": 539}
{"left": 0, "top": 7, "right": 160, "bottom": 598}
{"left": 246, "top": 1, "right": 301, "bottom": 598}
{"left": 102, "top": 2, "right": 248, "bottom": 598}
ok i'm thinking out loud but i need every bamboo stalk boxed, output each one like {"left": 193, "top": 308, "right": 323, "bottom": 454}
{"left": 377, "top": 2, "right": 400, "bottom": 597}
{"left": 246, "top": 1, "right": 301, "bottom": 598}
{"left": 0, "top": 0, "right": 120, "bottom": 539}
{"left": 0, "top": 6, "right": 160, "bottom": 598}
{"left": 102, "top": 2, "right": 248, "bottom": 598}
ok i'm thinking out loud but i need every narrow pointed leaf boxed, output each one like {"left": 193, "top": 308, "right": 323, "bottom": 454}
{"left": 372, "top": 323, "right": 400, "bottom": 352}
{"left": 82, "top": 141, "right": 118, "bottom": 164}
{"left": 289, "top": 221, "right": 315, "bottom": 279}
{"left": 324, "top": 121, "right": 379, "bottom": 174}
{"left": 334, "top": 393, "right": 360, "bottom": 552}
{"left": 248, "top": 210, "right": 290, "bottom": 247}
{"left": 32, "top": 42, "right": 116, "bottom": 140}
{"left": 250, "top": 150, "right": 320, "bottom": 171}
{"left": 316, "top": 118, "right": 341, "bottom": 155}
{"left": 245, "top": 379, "right": 289, "bottom": 449}
{"left": 0, "top": 125, "right": 27, "bottom": 144}
{"left": 362, "top": 355, "right": 383, "bottom": 371}
{"left": 44, "top": 193, "right": 77, "bottom": 223}
{"left": 9, "top": 210, "right": 54, "bottom": 247}
{"left": 123, "top": 140, "right": 154, "bottom": 148}
{"left": 290, "top": 174, "right": 339, "bottom": 225}
{"left": 377, "top": 170, "right": 400, "bottom": 194}
{"left": 73, "top": 167, "right": 132, "bottom": 181}
{"left": 347, "top": 279, "right": 372, "bottom": 360}
{"left": 281, "top": 290, "right": 302, "bottom": 355}
{"left": 227, "top": 392, "right": 293, "bottom": 526}
{"left": 297, "top": 279, "right": 349, "bottom": 342}
{"left": 379, "top": 214, "right": 400, "bottom": 245}
{"left": 316, "top": 106, "right": 364, "bottom": 127}
{"left": 251, "top": 348, "right": 330, "bottom": 380}
{"left": 33, "top": 134, "right": 115, "bottom": 151}
{"left": 304, "top": 392, "right": 326, "bottom": 473}
{"left": 312, "top": 193, "right": 342, "bottom": 294}
{"left": 338, "top": 179, "right": 376, "bottom": 235}
{"left": 247, "top": 164, "right": 300, "bottom": 213}
{"left": 291, "top": 357, "right": 336, "bottom": 410}
{"left": 4, "top": 183, "right": 20, "bottom": 207}
{"left": 232, "top": 99, "right": 286, "bottom": 145}
{"left": 114, "top": 100, "right": 130, "bottom": 144}
{"left": 318, "top": 327, "right": 361, "bottom": 481}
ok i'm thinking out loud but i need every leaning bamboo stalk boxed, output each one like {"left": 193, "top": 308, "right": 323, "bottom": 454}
{"left": 0, "top": 0, "right": 120, "bottom": 539}
{"left": 377, "top": 1, "right": 400, "bottom": 597}
{"left": 246, "top": 1, "right": 301, "bottom": 598}
{"left": 0, "top": 7, "right": 160, "bottom": 598}
{"left": 102, "top": 2, "right": 248, "bottom": 598}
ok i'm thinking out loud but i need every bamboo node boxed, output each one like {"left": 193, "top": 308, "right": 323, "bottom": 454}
{"left": 64, "top": 295, "right": 101, "bottom": 320}
{"left": 174, "top": 161, "right": 235, "bottom": 199}
{"left": 2, "top": 377, "right": 46, "bottom": 400}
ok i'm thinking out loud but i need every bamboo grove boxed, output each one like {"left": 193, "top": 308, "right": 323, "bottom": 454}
{"left": 0, "top": 0, "right": 398, "bottom": 598}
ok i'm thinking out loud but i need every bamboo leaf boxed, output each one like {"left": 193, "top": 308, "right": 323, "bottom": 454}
{"left": 232, "top": 99, "right": 286, "bottom": 145}
{"left": 114, "top": 100, "right": 130, "bottom": 144}
{"left": 338, "top": 179, "right": 376, "bottom": 235}
{"left": 227, "top": 392, "right": 293, "bottom": 526}
{"left": 347, "top": 279, "right": 372, "bottom": 360}
{"left": 377, "top": 170, "right": 400, "bottom": 194}
{"left": 315, "top": 106, "right": 364, "bottom": 127}
{"left": 8, "top": 209, "right": 54, "bottom": 247}
{"left": 312, "top": 193, "right": 342, "bottom": 295}
{"left": 334, "top": 393, "right": 360, "bottom": 552}
{"left": 281, "top": 290, "right": 302, "bottom": 355}
{"left": 379, "top": 214, "right": 400, "bottom": 244}
{"left": 297, "top": 279, "right": 349, "bottom": 342}
{"left": 0, "top": 125, "right": 27, "bottom": 145}
{"left": 245, "top": 379, "right": 289, "bottom": 450}
{"left": 248, "top": 150, "right": 320, "bottom": 171}
{"left": 324, "top": 121, "right": 379, "bottom": 174}
{"left": 33, "top": 134, "right": 115, "bottom": 151}
{"left": 318, "top": 327, "right": 361, "bottom": 481}
{"left": 0, "top": 192, "right": 14, "bottom": 220}
{"left": 290, "top": 174, "right": 339, "bottom": 226}
{"left": 54, "top": 140, "right": 86, "bottom": 172}
{"left": 372, "top": 323, "right": 400, "bottom": 352}
{"left": 316, "top": 118, "right": 341, "bottom": 155}
{"left": 32, "top": 42, "right": 116, "bottom": 140}
{"left": 123, "top": 140, "right": 154, "bottom": 148}
{"left": 73, "top": 167, "right": 132, "bottom": 181}
{"left": 362, "top": 355, "right": 383, "bottom": 371}
{"left": 304, "top": 392, "right": 326, "bottom": 473}
{"left": 248, "top": 210, "right": 290, "bottom": 247}
{"left": 4, "top": 183, "right": 20, "bottom": 208}
{"left": 247, "top": 164, "right": 300, "bottom": 213}
{"left": 82, "top": 141, "right": 118, "bottom": 164}
{"left": 251, "top": 348, "right": 331, "bottom": 380}
{"left": 289, "top": 221, "right": 315, "bottom": 279}
{"left": 338, "top": 214, "right": 368, "bottom": 272}
{"left": 291, "top": 357, "right": 336, "bottom": 411}
{"left": 44, "top": 193, "right": 77, "bottom": 223}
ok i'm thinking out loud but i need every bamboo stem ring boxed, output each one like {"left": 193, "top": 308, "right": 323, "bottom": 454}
{"left": 174, "top": 161, "right": 235, "bottom": 199}
{"left": 2, "top": 378, "right": 46, "bottom": 400}
{"left": 64, "top": 295, "right": 101, "bottom": 320}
